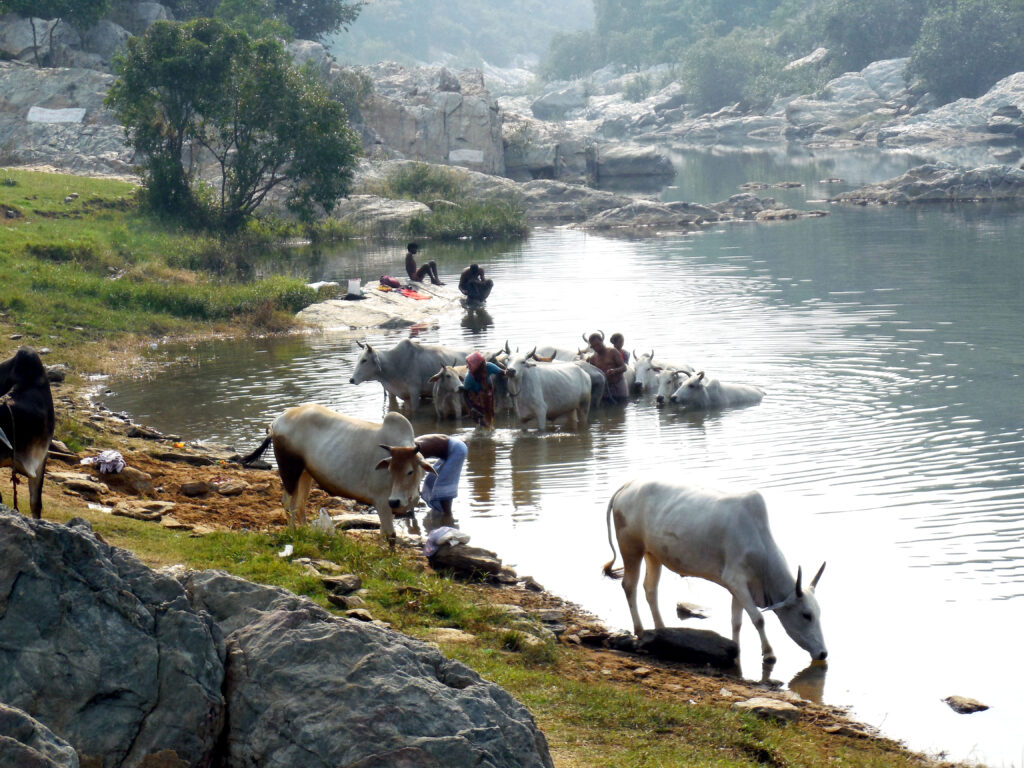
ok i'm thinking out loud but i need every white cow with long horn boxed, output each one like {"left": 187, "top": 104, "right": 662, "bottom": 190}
{"left": 603, "top": 478, "right": 827, "bottom": 663}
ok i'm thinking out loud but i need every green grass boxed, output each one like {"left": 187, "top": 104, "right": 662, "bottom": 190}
{"left": 38, "top": 499, "right": 922, "bottom": 768}
{"left": 361, "top": 162, "right": 529, "bottom": 240}
{"left": 0, "top": 169, "right": 323, "bottom": 357}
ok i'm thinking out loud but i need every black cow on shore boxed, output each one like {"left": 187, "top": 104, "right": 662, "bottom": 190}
{"left": 1, "top": 347, "right": 55, "bottom": 518}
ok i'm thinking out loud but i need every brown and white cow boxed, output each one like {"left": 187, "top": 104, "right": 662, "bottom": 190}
{"left": 0, "top": 347, "right": 55, "bottom": 519}
{"left": 242, "top": 405, "right": 434, "bottom": 543}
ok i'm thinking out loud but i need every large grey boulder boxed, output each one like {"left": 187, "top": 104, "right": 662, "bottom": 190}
{"left": 531, "top": 81, "right": 589, "bottom": 121}
{"left": 831, "top": 162, "right": 1024, "bottom": 204}
{"left": 877, "top": 71, "right": 1024, "bottom": 152}
{"left": 0, "top": 513, "right": 226, "bottom": 767}
{"left": 0, "top": 60, "right": 133, "bottom": 176}
{"left": 592, "top": 142, "right": 674, "bottom": 184}
{"left": 0, "top": 15, "right": 58, "bottom": 62}
{"left": 0, "top": 704, "right": 79, "bottom": 768}
{"left": 356, "top": 62, "right": 506, "bottom": 175}
{"left": 183, "top": 570, "right": 554, "bottom": 768}
{"left": 518, "top": 179, "right": 635, "bottom": 223}
{"left": 82, "top": 20, "right": 132, "bottom": 64}
{"left": 582, "top": 199, "right": 720, "bottom": 232}
{"left": 785, "top": 58, "right": 912, "bottom": 134}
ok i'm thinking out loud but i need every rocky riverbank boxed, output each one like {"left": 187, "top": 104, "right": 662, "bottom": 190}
{"left": 0, "top": 366, "right": 954, "bottom": 768}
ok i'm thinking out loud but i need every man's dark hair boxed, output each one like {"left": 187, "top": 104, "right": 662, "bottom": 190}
{"left": 407, "top": 242, "right": 418, "bottom": 253}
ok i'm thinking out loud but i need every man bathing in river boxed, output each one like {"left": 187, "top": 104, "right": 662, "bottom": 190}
{"left": 587, "top": 332, "right": 628, "bottom": 403}
{"left": 405, "top": 242, "right": 444, "bottom": 285}
{"left": 459, "top": 263, "right": 493, "bottom": 303}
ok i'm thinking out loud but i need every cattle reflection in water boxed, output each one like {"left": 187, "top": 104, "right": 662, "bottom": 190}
{"left": 509, "top": 432, "right": 594, "bottom": 510}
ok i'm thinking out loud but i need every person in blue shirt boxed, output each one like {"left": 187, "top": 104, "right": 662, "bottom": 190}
{"left": 462, "top": 351, "right": 503, "bottom": 428}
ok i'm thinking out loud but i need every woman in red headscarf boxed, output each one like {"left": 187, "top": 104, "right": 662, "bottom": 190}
{"left": 462, "top": 351, "right": 503, "bottom": 428}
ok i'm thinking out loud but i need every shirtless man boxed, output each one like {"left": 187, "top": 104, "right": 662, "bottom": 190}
{"left": 458, "top": 263, "right": 493, "bottom": 303}
{"left": 405, "top": 242, "right": 443, "bottom": 285}
{"left": 586, "top": 332, "right": 628, "bottom": 403}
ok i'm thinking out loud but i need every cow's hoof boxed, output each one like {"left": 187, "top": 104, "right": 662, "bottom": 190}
{"left": 763, "top": 653, "right": 777, "bottom": 665}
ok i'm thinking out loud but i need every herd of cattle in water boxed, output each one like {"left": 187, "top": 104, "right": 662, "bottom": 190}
{"left": 1, "top": 338, "right": 826, "bottom": 662}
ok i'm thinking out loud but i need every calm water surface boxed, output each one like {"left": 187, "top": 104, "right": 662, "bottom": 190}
{"left": 104, "top": 151, "right": 1024, "bottom": 766}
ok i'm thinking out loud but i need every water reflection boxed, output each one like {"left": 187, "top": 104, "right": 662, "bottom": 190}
{"left": 464, "top": 433, "right": 497, "bottom": 505}
{"left": 509, "top": 431, "right": 594, "bottom": 511}
{"left": 788, "top": 661, "right": 828, "bottom": 704}
{"left": 461, "top": 305, "right": 494, "bottom": 334}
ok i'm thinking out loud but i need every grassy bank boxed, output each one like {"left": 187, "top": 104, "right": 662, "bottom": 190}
{"left": 0, "top": 169, "right": 322, "bottom": 366}
{"left": 38, "top": 489, "right": 927, "bottom": 768}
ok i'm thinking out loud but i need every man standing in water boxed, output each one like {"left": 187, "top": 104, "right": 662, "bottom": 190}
{"left": 587, "top": 332, "right": 629, "bottom": 403}
{"left": 405, "top": 242, "right": 444, "bottom": 285}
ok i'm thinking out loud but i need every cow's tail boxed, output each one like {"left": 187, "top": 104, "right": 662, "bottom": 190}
{"left": 601, "top": 486, "right": 624, "bottom": 580}
{"left": 240, "top": 434, "right": 273, "bottom": 467}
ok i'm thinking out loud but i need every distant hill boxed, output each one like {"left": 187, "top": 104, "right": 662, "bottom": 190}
{"left": 326, "top": 0, "right": 593, "bottom": 68}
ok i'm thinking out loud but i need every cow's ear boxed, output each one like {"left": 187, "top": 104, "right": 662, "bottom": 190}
{"left": 428, "top": 371, "right": 442, "bottom": 382}
{"left": 651, "top": 365, "right": 662, "bottom": 373}
{"left": 375, "top": 458, "right": 392, "bottom": 471}
{"left": 419, "top": 458, "right": 437, "bottom": 475}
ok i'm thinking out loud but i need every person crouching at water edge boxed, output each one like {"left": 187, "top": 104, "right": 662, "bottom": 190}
{"left": 414, "top": 433, "right": 467, "bottom": 531}
{"left": 462, "top": 351, "right": 503, "bottom": 429}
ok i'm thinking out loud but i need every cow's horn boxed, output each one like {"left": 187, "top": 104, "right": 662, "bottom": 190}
{"left": 632, "top": 349, "right": 638, "bottom": 361}
{"left": 378, "top": 443, "right": 392, "bottom": 452}
{"left": 696, "top": 371, "right": 705, "bottom": 382}
{"left": 598, "top": 329, "right": 605, "bottom": 340}
{"left": 794, "top": 566, "right": 803, "bottom": 597}
{"left": 503, "top": 340, "right": 510, "bottom": 354}
{"left": 356, "top": 339, "right": 365, "bottom": 348}
{"left": 528, "top": 346, "right": 537, "bottom": 359}
{"left": 582, "top": 333, "right": 589, "bottom": 344}
{"left": 810, "top": 562, "right": 826, "bottom": 589}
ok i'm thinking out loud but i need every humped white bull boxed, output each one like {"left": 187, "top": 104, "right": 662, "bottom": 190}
{"left": 632, "top": 350, "right": 694, "bottom": 394}
{"left": 603, "top": 478, "right": 827, "bottom": 663}
{"left": 241, "top": 405, "right": 434, "bottom": 544}
{"left": 503, "top": 349, "right": 592, "bottom": 431}
{"left": 428, "top": 365, "right": 465, "bottom": 419}
{"left": 349, "top": 339, "right": 469, "bottom": 414}
{"left": 669, "top": 371, "right": 764, "bottom": 410}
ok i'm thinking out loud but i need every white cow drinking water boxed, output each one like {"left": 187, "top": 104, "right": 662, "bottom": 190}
{"left": 603, "top": 478, "right": 827, "bottom": 663}
{"left": 632, "top": 351, "right": 694, "bottom": 394}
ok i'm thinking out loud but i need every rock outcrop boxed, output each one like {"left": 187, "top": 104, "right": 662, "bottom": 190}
{"left": 0, "top": 514, "right": 225, "bottom": 767}
{"left": 831, "top": 162, "right": 1024, "bottom": 204}
{"left": 0, "top": 703, "right": 79, "bottom": 768}
{"left": 355, "top": 62, "right": 506, "bottom": 176}
{"left": 0, "top": 60, "right": 133, "bottom": 176}
{"left": 0, "top": 512, "right": 554, "bottom": 768}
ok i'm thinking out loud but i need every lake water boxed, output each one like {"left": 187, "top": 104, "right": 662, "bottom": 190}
{"left": 103, "top": 148, "right": 1024, "bottom": 767}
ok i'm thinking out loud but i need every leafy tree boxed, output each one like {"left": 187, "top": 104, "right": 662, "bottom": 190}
{"left": 106, "top": 19, "right": 361, "bottom": 231}
{"left": 542, "top": 29, "right": 604, "bottom": 80}
{"left": 270, "top": 0, "right": 361, "bottom": 41}
{"left": 681, "top": 28, "right": 784, "bottom": 113}
{"left": 0, "top": 0, "right": 109, "bottom": 66}
{"left": 214, "top": 0, "right": 293, "bottom": 39}
{"left": 820, "top": 0, "right": 929, "bottom": 72}
{"left": 909, "top": 0, "right": 1024, "bottom": 103}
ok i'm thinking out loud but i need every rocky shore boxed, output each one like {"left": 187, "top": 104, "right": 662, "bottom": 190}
{"left": 0, "top": 375, "right": 931, "bottom": 767}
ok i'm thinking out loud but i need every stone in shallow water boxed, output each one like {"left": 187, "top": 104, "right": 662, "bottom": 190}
{"left": 943, "top": 695, "right": 989, "bottom": 714}
{"left": 637, "top": 627, "right": 739, "bottom": 669}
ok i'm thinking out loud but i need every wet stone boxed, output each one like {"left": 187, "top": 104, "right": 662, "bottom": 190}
{"left": 637, "top": 627, "right": 739, "bottom": 669}
{"left": 322, "top": 574, "right": 362, "bottom": 595}
{"left": 943, "top": 696, "right": 989, "bottom": 714}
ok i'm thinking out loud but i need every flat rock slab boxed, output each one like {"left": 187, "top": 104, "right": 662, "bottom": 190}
{"left": 297, "top": 281, "right": 461, "bottom": 330}
{"left": 112, "top": 500, "right": 175, "bottom": 521}
{"left": 637, "top": 627, "right": 739, "bottom": 669}
{"left": 331, "top": 513, "right": 381, "bottom": 530}
{"left": 428, "top": 542, "right": 503, "bottom": 577}
{"left": 732, "top": 697, "right": 801, "bottom": 722}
